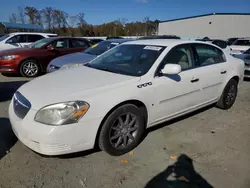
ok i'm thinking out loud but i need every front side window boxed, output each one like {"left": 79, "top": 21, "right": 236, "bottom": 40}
{"left": 71, "top": 39, "right": 89, "bottom": 48}
{"left": 160, "top": 44, "right": 194, "bottom": 70}
{"left": 49, "top": 39, "right": 69, "bottom": 49}
{"left": 27, "top": 35, "right": 44, "bottom": 42}
{"left": 6, "top": 35, "right": 27, "bottom": 43}
{"left": 86, "top": 44, "right": 165, "bottom": 76}
{"left": 194, "top": 44, "right": 226, "bottom": 66}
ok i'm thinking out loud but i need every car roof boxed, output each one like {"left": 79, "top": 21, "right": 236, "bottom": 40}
{"left": 122, "top": 39, "right": 217, "bottom": 47}
{"left": 105, "top": 38, "right": 134, "bottom": 43}
{"left": 9, "top": 32, "right": 57, "bottom": 36}
{"left": 237, "top": 37, "right": 250, "bottom": 40}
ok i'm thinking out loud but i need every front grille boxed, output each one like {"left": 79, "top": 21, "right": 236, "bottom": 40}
{"left": 244, "top": 70, "right": 250, "bottom": 76}
{"left": 13, "top": 91, "right": 31, "bottom": 119}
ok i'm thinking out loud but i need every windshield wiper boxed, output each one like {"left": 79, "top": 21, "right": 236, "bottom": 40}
{"left": 95, "top": 67, "right": 119, "bottom": 74}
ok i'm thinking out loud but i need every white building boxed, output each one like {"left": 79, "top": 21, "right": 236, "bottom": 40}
{"left": 158, "top": 13, "right": 250, "bottom": 40}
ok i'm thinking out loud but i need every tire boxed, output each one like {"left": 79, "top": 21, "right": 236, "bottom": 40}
{"left": 98, "top": 104, "right": 145, "bottom": 156}
{"left": 20, "top": 59, "right": 40, "bottom": 77}
{"left": 216, "top": 79, "right": 238, "bottom": 110}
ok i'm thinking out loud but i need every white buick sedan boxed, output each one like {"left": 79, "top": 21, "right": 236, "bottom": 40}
{"left": 9, "top": 39, "right": 245, "bottom": 156}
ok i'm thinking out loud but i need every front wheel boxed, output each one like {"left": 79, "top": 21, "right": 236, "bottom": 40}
{"left": 20, "top": 60, "right": 40, "bottom": 77}
{"left": 216, "top": 79, "right": 238, "bottom": 110}
{"left": 98, "top": 104, "right": 145, "bottom": 156}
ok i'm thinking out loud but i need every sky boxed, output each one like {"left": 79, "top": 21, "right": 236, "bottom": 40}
{"left": 0, "top": 0, "right": 249, "bottom": 25}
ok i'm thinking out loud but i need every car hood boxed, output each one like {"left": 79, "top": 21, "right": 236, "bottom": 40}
{"left": 233, "top": 54, "right": 250, "bottom": 64}
{"left": 0, "top": 47, "right": 34, "bottom": 56}
{"left": 0, "top": 44, "right": 20, "bottom": 51}
{"left": 49, "top": 52, "right": 96, "bottom": 67}
{"left": 17, "top": 66, "right": 140, "bottom": 110}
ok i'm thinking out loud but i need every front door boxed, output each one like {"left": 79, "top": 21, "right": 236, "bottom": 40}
{"left": 150, "top": 44, "right": 202, "bottom": 125}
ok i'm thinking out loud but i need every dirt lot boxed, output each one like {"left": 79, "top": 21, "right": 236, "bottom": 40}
{"left": 0, "top": 74, "right": 249, "bottom": 188}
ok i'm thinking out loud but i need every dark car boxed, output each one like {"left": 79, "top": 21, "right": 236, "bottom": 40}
{"left": 227, "top": 38, "right": 239, "bottom": 46}
{"left": 0, "top": 37, "right": 92, "bottom": 77}
{"left": 47, "top": 39, "right": 133, "bottom": 72}
{"left": 138, "top": 35, "right": 181, "bottom": 40}
{"left": 88, "top": 38, "right": 104, "bottom": 44}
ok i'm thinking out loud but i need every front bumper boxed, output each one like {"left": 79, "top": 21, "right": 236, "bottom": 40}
{"left": 0, "top": 59, "right": 19, "bottom": 73}
{"left": 244, "top": 65, "right": 250, "bottom": 78}
{"left": 9, "top": 99, "right": 102, "bottom": 156}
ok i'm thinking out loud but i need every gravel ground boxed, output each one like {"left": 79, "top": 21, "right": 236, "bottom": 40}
{"left": 0, "top": 74, "right": 249, "bottom": 188}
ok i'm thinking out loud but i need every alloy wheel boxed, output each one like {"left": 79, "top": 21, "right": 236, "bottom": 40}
{"left": 22, "top": 61, "right": 39, "bottom": 77}
{"left": 109, "top": 113, "right": 139, "bottom": 149}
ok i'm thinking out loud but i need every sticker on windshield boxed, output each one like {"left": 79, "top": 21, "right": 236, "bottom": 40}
{"left": 144, "top": 46, "right": 162, "bottom": 51}
{"left": 91, "top": 43, "right": 98, "bottom": 48}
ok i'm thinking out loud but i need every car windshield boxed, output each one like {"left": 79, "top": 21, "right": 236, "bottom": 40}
{"left": 85, "top": 44, "right": 165, "bottom": 76}
{"left": 31, "top": 38, "right": 53, "bottom": 48}
{"left": 233, "top": 39, "right": 250, "bottom": 46}
{"left": 0, "top": 34, "right": 10, "bottom": 42}
{"left": 84, "top": 41, "right": 113, "bottom": 56}
{"left": 244, "top": 48, "right": 250, "bottom": 54}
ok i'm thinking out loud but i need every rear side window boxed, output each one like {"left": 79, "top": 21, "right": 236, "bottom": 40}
{"left": 6, "top": 35, "right": 27, "bottom": 43}
{"left": 233, "top": 40, "right": 250, "bottom": 46}
{"left": 194, "top": 44, "right": 226, "bottom": 66}
{"left": 71, "top": 39, "right": 89, "bottom": 48}
{"left": 27, "top": 35, "right": 44, "bottom": 42}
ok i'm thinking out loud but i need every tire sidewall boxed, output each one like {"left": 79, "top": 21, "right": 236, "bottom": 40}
{"left": 222, "top": 79, "right": 238, "bottom": 109}
{"left": 20, "top": 60, "right": 40, "bottom": 77}
{"left": 99, "top": 104, "right": 145, "bottom": 156}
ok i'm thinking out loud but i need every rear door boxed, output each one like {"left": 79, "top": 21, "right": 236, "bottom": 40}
{"left": 192, "top": 43, "right": 228, "bottom": 103}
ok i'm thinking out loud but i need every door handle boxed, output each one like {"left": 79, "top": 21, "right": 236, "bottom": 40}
{"left": 190, "top": 78, "right": 199, "bottom": 83}
{"left": 221, "top": 70, "right": 227, "bottom": 74}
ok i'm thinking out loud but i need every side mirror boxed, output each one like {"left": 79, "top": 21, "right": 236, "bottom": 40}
{"left": 47, "top": 46, "right": 55, "bottom": 51}
{"left": 6, "top": 39, "right": 13, "bottom": 44}
{"left": 161, "top": 64, "right": 181, "bottom": 75}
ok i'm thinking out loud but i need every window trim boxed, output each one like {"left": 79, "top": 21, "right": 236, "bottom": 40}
{"left": 154, "top": 43, "right": 195, "bottom": 77}
{"left": 191, "top": 43, "right": 227, "bottom": 68}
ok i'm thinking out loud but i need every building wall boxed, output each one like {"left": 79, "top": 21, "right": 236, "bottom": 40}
{"left": 158, "top": 14, "right": 250, "bottom": 40}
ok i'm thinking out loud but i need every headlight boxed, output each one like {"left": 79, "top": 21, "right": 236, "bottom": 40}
{"left": 60, "top": 63, "right": 83, "bottom": 70}
{"left": 0, "top": 55, "right": 18, "bottom": 60}
{"left": 34, "top": 101, "right": 89, "bottom": 125}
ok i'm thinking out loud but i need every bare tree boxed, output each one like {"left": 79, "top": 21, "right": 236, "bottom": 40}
{"left": 9, "top": 13, "right": 17, "bottom": 23}
{"left": 17, "top": 6, "right": 26, "bottom": 24}
{"left": 76, "top": 12, "right": 87, "bottom": 35}
{"left": 41, "top": 7, "right": 53, "bottom": 31}
{"left": 25, "top": 6, "right": 38, "bottom": 24}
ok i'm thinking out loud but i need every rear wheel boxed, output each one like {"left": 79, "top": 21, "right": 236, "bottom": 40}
{"left": 216, "top": 79, "right": 238, "bottom": 110}
{"left": 20, "top": 60, "right": 40, "bottom": 77}
{"left": 98, "top": 104, "right": 145, "bottom": 156}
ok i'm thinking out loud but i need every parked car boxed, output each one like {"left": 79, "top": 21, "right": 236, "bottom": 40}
{"left": 227, "top": 37, "right": 239, "bottom": 46}
{"left": 9, "top": 39, "right": 244, "bottom": 156}
{"left": 196, "top": 38, "right": 231, "bottom": 54}
{"left": 230, "top": 38, "right": 250, "bottom": 54}
{"left": 0, "top": 37, "right": 92, "bottom": 77}
{"left": 88, "top": 38, "right": 104, "bottom": 44}
{"left": 47, "top": 39, "right": 133, "bottom": 72}
{"left": 233, "top": 48, "right": 250, "bottom": 78}
{"left": 0, "top": 32, "right": 57, "bottom": 51}
{"left": 138, "top": 35, "right": 181, "bottom": 40}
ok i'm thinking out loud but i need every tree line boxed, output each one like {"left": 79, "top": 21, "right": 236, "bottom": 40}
{"left": 8, "top": 6, "right": 159, "bottom": 37}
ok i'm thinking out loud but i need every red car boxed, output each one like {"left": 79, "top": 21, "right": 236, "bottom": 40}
{"left": 0, "top": 37, "right": 93, "bottom": 77}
